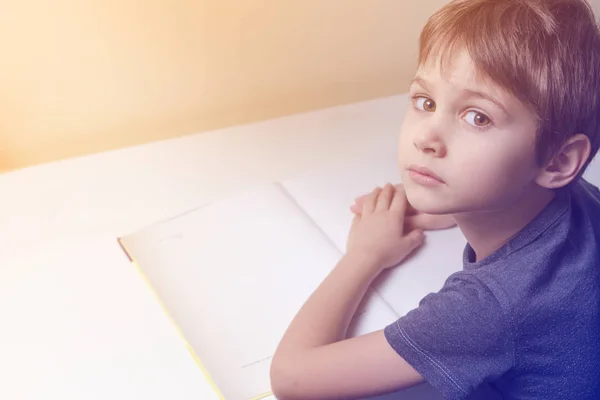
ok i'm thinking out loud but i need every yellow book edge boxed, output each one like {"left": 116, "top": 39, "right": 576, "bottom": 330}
{"left": 116, "top": 238, "right": 274, "bottom": 400}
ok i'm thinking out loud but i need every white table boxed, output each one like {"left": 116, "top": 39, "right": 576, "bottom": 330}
{"left": 0, "top": 94, "right": 412, "bottom": 399}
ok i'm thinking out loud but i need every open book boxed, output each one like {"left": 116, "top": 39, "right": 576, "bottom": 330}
{"left": 117, "top": 166, "right": 467, "bottom": 400}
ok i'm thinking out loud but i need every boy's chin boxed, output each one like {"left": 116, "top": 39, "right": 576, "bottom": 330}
{"left": 413, "top": 205, "right": 455, "bottom": 215}
{"left": 406, "top": 191, "right": 457, "bottom": 215}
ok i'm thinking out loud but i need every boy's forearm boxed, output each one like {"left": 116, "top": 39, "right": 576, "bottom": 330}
{"left": 273, "top": 252, "right": 381, "bottom": 355}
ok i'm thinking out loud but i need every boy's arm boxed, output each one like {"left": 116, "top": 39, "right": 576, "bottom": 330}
{"left": 270, "top": 251, "right": 424, "bottom": 400}
{"left": 270, "top": 184, "right": 425, "bottom": 400}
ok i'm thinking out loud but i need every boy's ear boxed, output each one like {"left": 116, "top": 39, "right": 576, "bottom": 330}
{"left": 536, "top": 134, "right": 591, "bottom": 189}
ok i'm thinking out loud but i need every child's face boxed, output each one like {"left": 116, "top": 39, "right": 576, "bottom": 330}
{"left": 398, "top": 48, "right": 543, "bottom": 215}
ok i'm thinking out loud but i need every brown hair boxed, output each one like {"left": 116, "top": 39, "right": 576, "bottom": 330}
{"left": 418, "top": 0, "right": 600, "bottom": 173}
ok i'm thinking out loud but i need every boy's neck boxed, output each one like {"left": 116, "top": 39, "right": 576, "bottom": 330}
{"left": 453, "top": 186, "right": 555, "bottom": 263}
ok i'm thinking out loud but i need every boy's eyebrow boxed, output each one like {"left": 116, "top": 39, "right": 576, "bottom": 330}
{"left": 410, "top": 76, "right": 432, "bottom": 92}
{"left": 461, "top": 87, "right": 509, "bottom": 116}
{"left": 410, "top": 75, "right": 509, "bottom": 116}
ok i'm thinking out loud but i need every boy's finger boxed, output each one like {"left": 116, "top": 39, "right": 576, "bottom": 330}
{"left": 351, "top": 213, "right": 361, "bottom": 228}
{"left": 390, "top": 185, "right": 409, "bottom": 216}
{"left": 376, "top": 183, "right": 394, "bottom": 211}
{"left": 354, "top": 193, "right": 369, "bottom": 203}
{"left": 392, "top": 183, "right": 418, "bottom": 216}
{"left": 353, "top": 192, "right": 370, "bottom": 212}
{"left": 363, "top": 186, "right": 382, "bottom": 215}
{"left": 404, "top": 229, "right": 425, "bottom": 254}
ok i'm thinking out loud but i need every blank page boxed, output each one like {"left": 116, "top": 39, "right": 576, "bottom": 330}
{"left": 119, "top": 182, "right": 397, "bottom": 400}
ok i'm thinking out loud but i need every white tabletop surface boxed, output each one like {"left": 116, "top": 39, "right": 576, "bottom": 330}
{"left": 0, "top": 94, "right": 412, "bottom": 399}
{"left": 0, "top": 94, "right": 408, "bottom": 262}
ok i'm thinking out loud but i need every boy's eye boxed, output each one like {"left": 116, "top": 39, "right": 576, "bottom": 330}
{"left": 464, "top": 110, "right": 491, "bottom": 128}
{"left": 415, "top": 97, "right": 436, "bottom": 112}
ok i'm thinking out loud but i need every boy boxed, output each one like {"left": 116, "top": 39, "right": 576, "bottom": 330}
{"left": 270, "top": 0, "right": 600, "bottom": 399}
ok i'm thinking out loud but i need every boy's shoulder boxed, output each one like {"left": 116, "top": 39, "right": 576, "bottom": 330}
{"left": 473, "top": 177, "right": 600, "bottom": 321}
{"left": 572, "top": 177, "right": 600, "bottom": 222}
{"left": 471, "top": 177, "right": 600, "bottom": 278}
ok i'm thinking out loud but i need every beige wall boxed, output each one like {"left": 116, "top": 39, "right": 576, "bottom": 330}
{"left": 0, "top": 0, "right": 450, "bottom": 172}
{"left": 2, "top": 0, "right": 599, "bottom": 172}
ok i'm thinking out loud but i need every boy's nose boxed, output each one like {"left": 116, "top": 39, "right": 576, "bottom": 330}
{"left": 413, "top": 132, "right": 447, "bottom": 157}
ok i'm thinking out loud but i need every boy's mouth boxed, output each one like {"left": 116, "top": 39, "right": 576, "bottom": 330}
{"left": 406, "top": 165, "right": 446, "bottom": 186}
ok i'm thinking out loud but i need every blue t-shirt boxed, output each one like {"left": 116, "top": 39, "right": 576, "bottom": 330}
{"left": 384, "top": 178, "right": 600, "bottom": 400}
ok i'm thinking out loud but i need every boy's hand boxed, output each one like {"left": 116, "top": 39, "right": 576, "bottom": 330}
{"left": 346, "top": 183, "right": 425, "bottom": 272}
{"left": 350, "top": 184, "right": 456, "bottom": 231}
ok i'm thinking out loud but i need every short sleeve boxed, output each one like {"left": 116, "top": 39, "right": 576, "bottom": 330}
{"left": 384, "top": 272, "right": 515, "bottom": 399}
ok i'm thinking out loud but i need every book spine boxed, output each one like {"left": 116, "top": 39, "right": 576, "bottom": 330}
{"left": 116, "top": 237, "right": 133, "bottom": 262}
